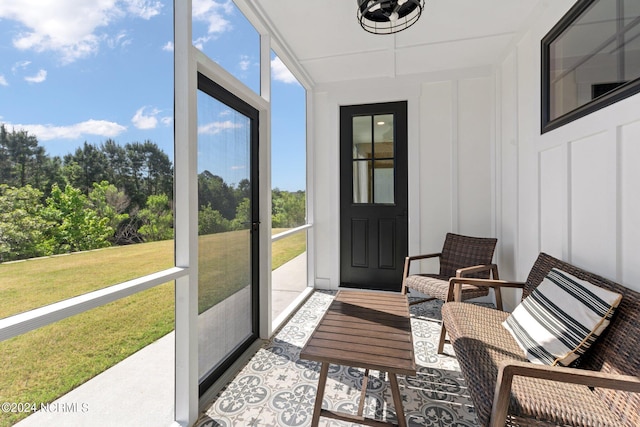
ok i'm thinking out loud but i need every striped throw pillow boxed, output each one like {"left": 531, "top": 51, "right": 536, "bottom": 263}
{"left": 502, "top": 268, "right": 622, "bottom": 366}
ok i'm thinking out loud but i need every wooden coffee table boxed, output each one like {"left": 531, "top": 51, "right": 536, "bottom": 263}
{"left": 300, "top": 290, "right": 416, "bottom": 427}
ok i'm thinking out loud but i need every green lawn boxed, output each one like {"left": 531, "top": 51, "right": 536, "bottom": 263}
{"left": 0, "top": 229, "right": 306, "bottom": 426}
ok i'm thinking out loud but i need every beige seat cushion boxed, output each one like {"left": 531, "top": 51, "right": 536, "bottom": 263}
{"left": 405, "top": 273, "right": 490, "bottom": 301}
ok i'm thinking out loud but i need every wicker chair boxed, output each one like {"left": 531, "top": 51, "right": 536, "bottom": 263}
{"left": 442, "top": 252, "right": 640, "bottom": 427}
{"left": 401, "top": 232, "right": 499, "bottom": 353}
{"left": 401, "top": 233, "right": 499, "bottom": 304}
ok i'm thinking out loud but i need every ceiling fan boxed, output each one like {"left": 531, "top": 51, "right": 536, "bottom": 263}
{"left": 357, "top": 0, "right": 424, "bottom": 34}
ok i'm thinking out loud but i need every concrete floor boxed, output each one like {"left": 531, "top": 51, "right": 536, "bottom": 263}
{"left": 15, "top": 253, "right": 308, "bottom": 427}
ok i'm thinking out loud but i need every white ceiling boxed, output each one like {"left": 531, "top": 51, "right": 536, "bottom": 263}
{"left": 252, "top": 0, "right": 544, "bottom": 85}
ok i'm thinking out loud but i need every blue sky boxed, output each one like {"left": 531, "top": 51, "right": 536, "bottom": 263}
{"left": 0, "top": 0, "right": 306, "bottom": 191}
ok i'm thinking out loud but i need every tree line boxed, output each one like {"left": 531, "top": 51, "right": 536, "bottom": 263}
{"left": 0, "top": 124, "right": 306, "bottom": 262}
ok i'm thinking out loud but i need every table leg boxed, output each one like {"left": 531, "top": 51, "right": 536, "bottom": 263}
{"left": 389, "top": 373, "right": 407, "bottom": 427}
{"left": 357, "top": 368, "right": 370, "bottom": 416}
{"left": 311, "top": 362, "right": 329, "bottom": 427}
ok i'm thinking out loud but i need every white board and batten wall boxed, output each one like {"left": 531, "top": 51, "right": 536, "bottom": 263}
{"left": 496, "top": 0, "right": 640, "bottom": 309}
{"left": 311, "top": 0, "right": 640, "bottom": 305}
{"left": 311, "top": 71, "right": 495, "bottom": 292}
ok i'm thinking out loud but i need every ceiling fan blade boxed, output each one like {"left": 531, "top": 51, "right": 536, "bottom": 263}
{"left": 368, "top": 1, "right": 382, "bottom": 12}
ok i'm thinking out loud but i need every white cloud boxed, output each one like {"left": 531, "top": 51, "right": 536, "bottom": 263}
{"left": 24, "top": 69, "right": 47, "bottom": 83}
{"left": 9, "top": 119, "right": 127, "bottom": 141}
{"left": 192, "top": 36, "right": 211, "bottom": 51}
{"left": 238, "top": 55, "right": 251, "bottom": 72}
{"left": 131, "top": 106, "right": 160, "bottom": 130}
{"left": 271, "top": 57, "right": 298, "bottom": 84}
{"left": 124, "top": 0, "right": 163, "bottom": 20}
{"left": 162, "top": 41, "right": 174, "bottom": 52}
{"left": 12, "top": 60, "right": 31, "bottom": 73}
{"left": 192, "top": 0, "right": 233, "bottom": 37}
{"left": 0, "top": 76, "right": 8, "bottom": 86}
{"left": 0, "top": 0, "right": 162, "bottom": 64}
{"left": 107, "top": 30, "right": 132, "bottom": 49}
{"left": 198, "top": 120, "right": 243, "bottom": 135}
{"left": 160, "top": 116, "right": 173, "bottom": 126}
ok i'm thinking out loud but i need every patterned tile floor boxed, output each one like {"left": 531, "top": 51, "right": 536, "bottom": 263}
{"left": 196, "top": 291, "right": 481, "bottom": 427}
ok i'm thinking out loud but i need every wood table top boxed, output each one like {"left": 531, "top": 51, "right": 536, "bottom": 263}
{"left": 300, "top": 290, "right": 416, "bottom": 376}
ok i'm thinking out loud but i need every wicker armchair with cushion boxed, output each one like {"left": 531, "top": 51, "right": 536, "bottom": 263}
{"left": 441, "top": 252, "right": 640, "bottom": 427}
{"left": 401, "top": 233, "right": 500, "bottom": 352}
{"left": 401, "top": 233, "right": 499, "bottom": 305}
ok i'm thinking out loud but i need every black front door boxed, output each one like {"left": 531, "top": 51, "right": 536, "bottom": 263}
{"left": 339, "top": 101, "right": 408, "bottom": 292}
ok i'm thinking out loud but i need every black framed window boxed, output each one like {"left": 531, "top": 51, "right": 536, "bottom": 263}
{"left": 542, "top": 0, "right": 640, "bottom": 133}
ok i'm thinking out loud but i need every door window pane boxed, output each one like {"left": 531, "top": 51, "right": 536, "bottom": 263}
{"left": 374, "top": 114, "right": 394, "bottom": 159}
{"left": 197, "top": 87, "right": 254, "bottom": 383}
{"left": 352, "top": 116, "right": 372, "bottom": 159}
{"left": 353, "top": 160, "right": 371, "bottom": 203}
{"left": 351, "top": 114, "right": 395, "bottom": 204}
{"left": 374, "top": 160, "right": 395, "bottom": 204}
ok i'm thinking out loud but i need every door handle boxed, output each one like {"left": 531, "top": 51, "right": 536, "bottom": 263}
{"left": 241, "top": 221, "right": 260, "bottom": 232}
{"left": 251, "top": 221, "right": 260, "bottom": 232}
